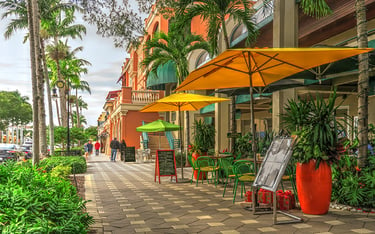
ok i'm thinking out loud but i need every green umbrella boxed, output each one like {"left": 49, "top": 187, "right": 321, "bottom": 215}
{"left": 136, "top": 119, "right": 181, "bottom": 148}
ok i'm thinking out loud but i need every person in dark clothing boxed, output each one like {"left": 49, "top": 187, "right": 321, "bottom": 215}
{"left": 110, "top": 138, "right": 120, "bottom": 161}
{"left": 87, "top": 140, "right": 93, "bottom": 156}
{"left": 120, "top": 139, "right": 127, "bottom": 161}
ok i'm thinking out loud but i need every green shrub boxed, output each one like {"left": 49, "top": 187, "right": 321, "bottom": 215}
{"left": 0, "top": 162, "right": 93, "bottom": 233}
{"left": 40, "top": 156, "right": 87, "bottom": 174}
{"left": 51, "top": 165, "right": 72, "bottom": 178}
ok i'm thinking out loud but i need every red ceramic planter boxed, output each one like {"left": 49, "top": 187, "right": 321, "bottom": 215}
{"left": 192, "top": 152, "right": 207, "bottom": 180}
{"left": 296, "top": 160, "right": 332, "bottom": 215}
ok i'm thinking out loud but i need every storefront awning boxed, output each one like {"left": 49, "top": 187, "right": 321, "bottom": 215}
{"left": 146, "top": 60, "right": 178, "bottom": 90}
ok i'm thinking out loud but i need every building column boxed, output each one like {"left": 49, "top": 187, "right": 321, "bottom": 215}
{"left": 272, "top": 0, "right": 299, "bottom": 133}
{"left": 120, "top": 111, "right": 127, "bottom": 142}
{"left": 215, "top": 93, "right": 229, "bottom": 152}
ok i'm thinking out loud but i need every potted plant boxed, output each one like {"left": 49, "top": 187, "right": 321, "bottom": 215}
{"left": 282, "top": 90, "right": 343, "bottom": 215}
{"left": 191, "top": 119, "right": 215, "bottom": 179}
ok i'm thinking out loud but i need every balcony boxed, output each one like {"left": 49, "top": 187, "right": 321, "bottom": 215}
{"left": 131, "top": 90, "right": 161, "bottom": 104}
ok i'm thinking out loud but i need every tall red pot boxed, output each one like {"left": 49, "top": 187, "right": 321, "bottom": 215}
{"left": 192, "top": 152, "right": 207, "bottom": 180}
{"left": 296, "top": 160, "right": 332, "bottom": 215}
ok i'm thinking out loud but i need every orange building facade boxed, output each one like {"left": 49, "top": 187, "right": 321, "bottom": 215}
{"left": 98, "top": 4, "right": 193, "bottom": 155}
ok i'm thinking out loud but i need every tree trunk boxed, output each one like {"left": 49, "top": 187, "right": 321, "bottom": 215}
{"left": 41, "top": 39, "right": 55, "bottom": 156}
{"left": 38, "top": 39, "right": 47, "bottom": 158}
{"left": 55, "top": 99, "right": 61, "bottom": 126}
{"left": 222, "top": 19, "right": 237, "bottom": 154}
{"left": 76, "top": 89, "right": 80, "bottom": 128}
{"left": 27, "top": 0, "right": 41, "bottom": 165}
{"left": 356, "top": 0, "right": 369, "bottom": 168}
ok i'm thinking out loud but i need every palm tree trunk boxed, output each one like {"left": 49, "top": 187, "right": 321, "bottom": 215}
{"left": 41, "top": 39, "right": 55, "bottom": 156}
{"left": 27, "top": 0, "right": 40, "bottom": 165}
{"left": 76, "top": 89, "right": 80, "bottom": 128}
{"left": 222, "top": 19, "right": 237, "bottom": 153}
{"left": 356, "top": 0, "right": 369, "bottom": 168}
{"left": 37, "top": 39, "right": 47, "bottom": 158}
{"left": 55, "top": 99, "right": 61, "bottom": 126}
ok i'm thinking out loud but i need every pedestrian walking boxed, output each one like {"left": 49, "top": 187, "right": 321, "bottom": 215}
{"left": 87, "top": 140, "right": 94, "bottom": 156}
{"left": 84, "top": 143, "right": 89, "bottom": 160}
{"left": 95, "top": 141, "right": 101, "bottom": 156}
{"left": 110, "top": 137, "right": 120, "bottom": 162}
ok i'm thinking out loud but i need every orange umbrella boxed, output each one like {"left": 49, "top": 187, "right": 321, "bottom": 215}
{"left": 176, "top": 47, "right": 373, "bottom": 172}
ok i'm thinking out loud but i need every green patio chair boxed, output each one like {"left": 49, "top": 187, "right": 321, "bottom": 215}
{"left": 232, "top": 160, "right": 255, "bottom": 203}
{"left": 219, "top": 156, "right": 235, "bottom": 197}
{"left": 195, "top": 156, "right": 219, "bottom": 187}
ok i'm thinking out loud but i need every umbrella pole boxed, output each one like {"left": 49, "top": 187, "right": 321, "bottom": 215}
{"left": 178, "top": 107, "right": 184, "bottom": 180}
{"left": 245, "top": 52, "right": 257, "bottom": 175}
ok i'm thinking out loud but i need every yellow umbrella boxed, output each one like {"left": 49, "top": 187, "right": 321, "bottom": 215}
{"left": 175, "top": 47, "right": 373, "bottom": 172}
{"left": 140, "top": 92, "right": 230, "bottom": 180}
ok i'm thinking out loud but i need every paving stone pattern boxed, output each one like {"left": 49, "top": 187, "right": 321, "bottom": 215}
{"left": 85, "top": 154, "right": 375, "bottom": 234}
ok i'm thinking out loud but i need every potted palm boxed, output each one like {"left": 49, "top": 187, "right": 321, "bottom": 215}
{"left": 282, "top": 90, "right": 343, "bottom": 215}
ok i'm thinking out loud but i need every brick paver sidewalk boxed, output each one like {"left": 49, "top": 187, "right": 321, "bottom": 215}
{"left": 85, "top": 154, "right": 375, "bottom": 234}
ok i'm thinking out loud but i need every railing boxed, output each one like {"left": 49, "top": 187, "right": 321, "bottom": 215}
{"left": 132, "top": 90, "right": 160, "bottom": 104}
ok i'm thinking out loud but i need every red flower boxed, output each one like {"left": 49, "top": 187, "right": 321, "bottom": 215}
{"left": 355, "top": 166, "right": 361, "bottom": 172}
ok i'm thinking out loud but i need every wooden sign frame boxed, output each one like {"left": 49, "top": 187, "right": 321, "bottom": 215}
{"left": 154, "top": 150, "right": 178, "bottom": 184}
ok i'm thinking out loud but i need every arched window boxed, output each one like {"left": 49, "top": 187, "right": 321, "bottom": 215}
{"left": 152, "top": 22, "right": 159, "bottom": 38}
{"left": 195, "top": 51, "right": 210, "bottom": 68}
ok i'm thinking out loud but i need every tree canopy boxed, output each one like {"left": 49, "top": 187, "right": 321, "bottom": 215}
{"left": 0, "top": 91, "right": 32, "bottom": 131}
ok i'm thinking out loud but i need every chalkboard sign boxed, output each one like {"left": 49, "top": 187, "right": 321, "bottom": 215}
{"left": 253, "top": 137, "right": 295, "bottom": 192}
{"left": 124, "top": 147, "right": 136, "bottom": 162}
{"left": 154, "top": 150, "right": 177, "bottom": 184}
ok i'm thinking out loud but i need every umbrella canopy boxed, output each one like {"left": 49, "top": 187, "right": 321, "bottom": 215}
{"left": 215, "top": 79, "right": 306, "bottom": 96}
{"left": 175, "top": 47, "right": 373, "bottom": 173}
{"left": 140, "top": 92, "right": 229, "bottom": 181}
{"left": 136, "top": 119, "right": 181, "bottom": 132}
{"left": 175, "top": 48, "right": 373, "bottom": 91}
{"left": 140, "top": 92, "right": 230, "bottom": 112}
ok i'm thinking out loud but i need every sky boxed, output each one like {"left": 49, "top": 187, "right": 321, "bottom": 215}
{"left": 0, "top": 13, "right": 127, "bottom": 127}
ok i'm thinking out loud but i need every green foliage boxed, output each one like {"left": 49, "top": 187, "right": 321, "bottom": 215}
{"left": 0, "top": 91, "right": 32, "bottom": 131}
{"left": 235, "top": 132, "right": 252, "bottom": 158}
{"left": 300, "top": 0, "right": 332, "bottom": 18}
{"left": 40, "top": 156, "right": 87, "bottom": 174}
{"left": 0, "top": 162, "right": 93, "bottom": 232}
{"left": 332, "top": 155, "right": 375, "bottom": 208}
{"left": 282, "top": 90, "right": 344, "bottom": 165}
{"left": 51, "top": 165, "right": 72, "bottom": 178}
{"left": 192, "top": 119, "right": 215, "bottom": 153}
{"left": 84, "top": 126, "right": 97, "bottom": 141}
{"left": 235, "top": 131, "right": 274, "bottom": 158}
{"left": 54, "top": 126, "right": 86, "bottom": 147}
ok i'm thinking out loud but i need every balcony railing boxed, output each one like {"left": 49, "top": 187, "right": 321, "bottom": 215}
{"left": 131, "top": 90, "right": 160, "bottom": 104}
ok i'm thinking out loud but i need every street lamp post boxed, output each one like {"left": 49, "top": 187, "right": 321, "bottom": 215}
{"left": 54, "top": 80, "right": 70, "bottom": 154}
{"left": 66, "top": 81, "right": 70, "bottom": 154}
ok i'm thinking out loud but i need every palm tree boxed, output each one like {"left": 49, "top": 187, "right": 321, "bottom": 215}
{"left": 71, "top": 80, "right": 91, "bottom": 128}
{"left": 299, "top": 0, "right": 369, "bottom": 167}
{"left": 142, "top": 21, "right": 210, "bottom": 165}
{"left": 177, "top": 0, "right": 257, "bottom": 54}
{"left": 173, "top": 0, "right": 258, "bottom": 153}
{"left": 0, "top": 0, "right": 83, "bottom": 157}
{"left": 47, "top": 42, "right": 89, "bottom": 128}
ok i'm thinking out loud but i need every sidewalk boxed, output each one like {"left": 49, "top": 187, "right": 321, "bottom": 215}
{"left": 85, "top": 154, "right": 375, "bottom": 234}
